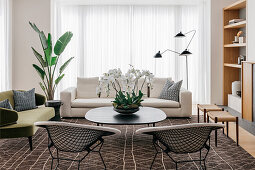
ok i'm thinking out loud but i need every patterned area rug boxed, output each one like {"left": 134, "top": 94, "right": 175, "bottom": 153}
{"left": 1, "top": 116, "right": 255, "bottom": 170}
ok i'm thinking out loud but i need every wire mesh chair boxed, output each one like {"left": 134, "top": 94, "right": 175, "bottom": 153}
{"left": 136, "top": 123, "right": 224, "bottom": 170}
{"left": 35, "top": 121, "right": 121, "bottom": 170}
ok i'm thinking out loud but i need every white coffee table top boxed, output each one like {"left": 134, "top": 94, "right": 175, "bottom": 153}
{"left": 85, "top": 107, "right": 167, "bottom": 126}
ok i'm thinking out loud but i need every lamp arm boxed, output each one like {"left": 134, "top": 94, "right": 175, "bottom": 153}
{"left": 184, "top": 30, "right": 196, "bottom": 50}
{"left": 161, "top": 49, "right": 181, "bottom": 55}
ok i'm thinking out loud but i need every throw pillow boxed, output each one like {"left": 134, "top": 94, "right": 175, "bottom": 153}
{"left": 159, "top": 79, "right": 174, "bottom": 99}
{"left": 159, "top": 80, "right": 183, "bottom": 102}
{"left": 0, "top": 99, "right": 13, "bottom": 110}
{"left": 13, "top": 88, "right": 37, "bottom": 112}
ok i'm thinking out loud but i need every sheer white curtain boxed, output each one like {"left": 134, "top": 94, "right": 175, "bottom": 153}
{"left": 52, "top": 2, "right": 210, "bottom": 103}
{"left": 0, "top": 0, "right": 11, "bottom": 91}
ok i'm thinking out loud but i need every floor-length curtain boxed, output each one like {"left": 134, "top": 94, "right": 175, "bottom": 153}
{"left": 52, "top": 3, "right": 210, "bottom": 103}
{"left": 0, "top": 0, "right": 11, "bottom": 91}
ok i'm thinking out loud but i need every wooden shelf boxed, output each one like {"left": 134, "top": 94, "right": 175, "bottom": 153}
{"left": 224, "top": 0, "right": 246, "bottom": 10}
{"left": 223, "top": 0, "right": 246, "bottom": 106}
{"left": 224, "top": 21, "right": 246, "bottom": 29}
{"left": 224, "top": 43, "right": 246, "bottom": 47}
{"left": 224, "top": 63, "right": 242, "bottom": 68}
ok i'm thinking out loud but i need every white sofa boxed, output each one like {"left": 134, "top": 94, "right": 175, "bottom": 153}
{"left": 60, "top": 77, "right": 192, "bottom": 118}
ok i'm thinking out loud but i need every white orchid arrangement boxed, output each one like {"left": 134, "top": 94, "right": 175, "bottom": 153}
{"left": 97, "top": 65, "right": 154, "bottom": 109}
{"left": 97, "top": 65, "right": 154, "bottom": 97}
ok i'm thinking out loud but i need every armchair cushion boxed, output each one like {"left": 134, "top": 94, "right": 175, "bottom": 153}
{"left": 0, "top": 99, "right": 13, "bottom": 110}
{"left": 13, "top": 88, "right": 37, "bottom": 111}
{"left": 0, "top": 107, "right": 18, "bottom": 127}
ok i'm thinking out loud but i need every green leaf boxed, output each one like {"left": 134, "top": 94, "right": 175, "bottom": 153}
{"left": 29, "top": 22, "right": 40, "bottom": 33}
{"left": 32, "top": 64, "right": 45, "bottom": 80}
{"left": 39, "top": 82, "right": 46, "bottom": 91}
{"left": 39, "top": 31, "right": 48, "bottom": 50}
{"left": 50, "top": 56, "right": 57, "bottom": 66}
{"left": 47, "top": 33, "right": 52, "bottom": 57}
{"left": 59, "top": 57, "right": 74, "bottom": 74}
{"left": 31, "top": 47, "right": 47, "bottom": 67}
{"left": 44, "top": 33, "right": 53, "bottom": 66}
{"left": 55, "top": 74, "right": 65, "bottom": 85}
{"left": 54, "top": 31, "right": 73, "bottom": 56}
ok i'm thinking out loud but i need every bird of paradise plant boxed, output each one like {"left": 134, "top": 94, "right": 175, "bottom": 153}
{"left": 29, "top": 22, "right": 74, "bottom": 100}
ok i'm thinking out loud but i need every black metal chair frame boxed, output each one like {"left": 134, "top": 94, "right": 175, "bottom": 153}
{"left": 46, "top": 129, "right": 106, "bottom": 170}
{"left": 150, "top": 135, "right": 211, "bottom": 170}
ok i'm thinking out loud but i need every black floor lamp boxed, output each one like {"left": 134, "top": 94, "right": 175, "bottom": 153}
{"left": 154, "top": 30, "right": 196, "bottom": 90}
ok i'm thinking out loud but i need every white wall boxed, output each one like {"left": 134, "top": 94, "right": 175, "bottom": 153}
{"left": 247, "top": 0, "right": 255, "bottom": 61}
{"left": 12, "top": 0, "right": 50, "bottom": 94}
{"left": 210, "top": 0, "right": 238, "bottom": 105}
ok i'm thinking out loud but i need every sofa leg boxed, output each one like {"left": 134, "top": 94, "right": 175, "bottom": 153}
{"left": 28, "top": 136, "right": 33, "bottom": 151}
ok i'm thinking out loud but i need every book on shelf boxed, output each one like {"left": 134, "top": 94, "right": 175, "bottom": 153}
{"left": 229, "top": 19, "right": 245, "bottom": 24}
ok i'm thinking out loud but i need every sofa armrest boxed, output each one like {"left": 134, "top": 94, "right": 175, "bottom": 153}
{"left": 0, "top": 108, "right": 18, "bottom": 127}
{"left": 60, "top": 87, "right": 76, "bottom": 117}
{"left": 35, "top": 93, "right": 46, "bottom": 106}
{"left": 179, "top": 88, "right": 192, "bottom": 117}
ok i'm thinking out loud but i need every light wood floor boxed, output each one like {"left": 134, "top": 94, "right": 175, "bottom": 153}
{"left": 193, "top": 105, "right": 255, "bottom": 158}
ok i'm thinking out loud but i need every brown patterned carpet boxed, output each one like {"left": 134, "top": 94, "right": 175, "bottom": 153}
{"left": 1, "top": 116, "right": 255, "bottom": 170}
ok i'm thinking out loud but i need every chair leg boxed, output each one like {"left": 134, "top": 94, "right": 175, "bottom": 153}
{"left": 226, "top": 122, "right": 229, "bottom": 137}
{"left": 28, "top": 136, "right": 32, "bottom": 151}
{"left": 199, "top": 150, "right": 202, "bottom": 166}
{"left": 150, "top": 152, "right": 158, "bottom": 169}
{"left": 215, "top": 117, "right": 218, "bottom": 147}
{"left": 175, "top": 162, "right": 178, "bottom": 170}
{"left": 50, "top": 158, "right": 54, "bottom": 170}
{"left": 236, "top": 117, "right": 239, "bottom": 146}
{"left": 197, "top": 106, "right": 200, "bottom": 123}
{"left": 78, "top": 161, "right": 81, "bottom": 170}
{"left": 207, "top": 115, "right": 209, "bottom": 123}
{"left": 204, "top": 109, "right": 206, "bottom": 123}
{"left": 222, "top": 122, "right": 224, "bottom": 134}
{"left": 203, "top": 160, "right": 206, "bottom": 170}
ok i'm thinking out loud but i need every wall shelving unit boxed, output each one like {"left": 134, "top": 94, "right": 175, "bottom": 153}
{"left": 223, "top": 0, "right": 246, "bottom": 114}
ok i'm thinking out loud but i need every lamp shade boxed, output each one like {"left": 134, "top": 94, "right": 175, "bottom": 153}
{"left": 154, "top": 51, "right": 162, "bottom": 58}
{"left": 175, "top": 31, "right": 185, "bottom": 38}
{"left": 180, "top": 49, "right": 192, "bottom": 56}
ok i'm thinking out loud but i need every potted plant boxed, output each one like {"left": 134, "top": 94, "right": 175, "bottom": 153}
{"left": 97, "top": 65, "right": 154, "bottom": 114}
{"left": 29, "top": 22, "right": 74, "bottom": 100}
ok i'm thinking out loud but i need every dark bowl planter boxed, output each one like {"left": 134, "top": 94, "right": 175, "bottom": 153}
{"left": 113, "top": 107, "right": 140, "bottom": 115}
{"left": 112, "top": 103, "right": 140, "bottom": 115}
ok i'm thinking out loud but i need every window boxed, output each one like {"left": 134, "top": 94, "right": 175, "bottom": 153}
{"left": 52, "top": 0, "right": 210, "bottom": 103}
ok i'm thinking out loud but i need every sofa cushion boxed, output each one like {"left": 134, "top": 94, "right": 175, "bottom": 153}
{"left": 71, "top": 98, "right": 114, "bottom": 108}
{"left": 142, "top": 98, "right": 180, "bottom": 108}
{"left": 159, "top": 80, "right": 183, "bottom": 102}
{"left": 71, "top": 98, "right": 179, "bottom": 108}
{"left": 150, "top": 77, "right": 172, "bottom": 98}
{"left": 159, "top": 79, "right": 174, "bottom": 99}
{"left": 77, "top": 77, "right": 99, "bottom": 98}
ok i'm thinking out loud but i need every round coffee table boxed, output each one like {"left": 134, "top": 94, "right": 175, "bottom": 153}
{"left": 85, "top": 107, "right": 166, "bottom": 127}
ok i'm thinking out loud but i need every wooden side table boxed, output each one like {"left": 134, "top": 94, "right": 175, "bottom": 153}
{"left": 45, "top": 100, "right": 63, "bottom": 121}
{"left": 207, "top": 111, "right": 239, "bottom": 146}
{"left": 197, "top": 104, "right": 223, "bottom": 123}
